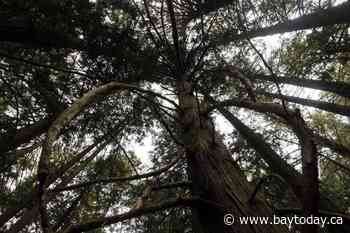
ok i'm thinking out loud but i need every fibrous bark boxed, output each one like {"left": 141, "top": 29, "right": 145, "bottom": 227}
{"left": 214, "top": 102, "right": 350, "bottom": 233}
{"left": 177, "top": 80, "right": 289, "bottom": 233}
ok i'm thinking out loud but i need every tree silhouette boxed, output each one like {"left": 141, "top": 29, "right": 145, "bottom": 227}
{"left": 0, "top": 1, "right": 349, "bottom": 233}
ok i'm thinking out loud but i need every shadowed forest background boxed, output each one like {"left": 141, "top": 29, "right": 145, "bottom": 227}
{"left": 0, "top": 0, "right": 350, "bottom": 232}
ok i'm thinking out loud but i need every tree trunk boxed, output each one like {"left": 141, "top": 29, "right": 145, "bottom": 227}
{"left": 216, "top": 105, "right": 304, "bottom": 199}
{"left": 291, "top": 113, "right": 319, "bottom": 233}
{"left": 216, "top": 104, "right": 350, "bottom": 233}
{"left": 176, "top": 80, "right": 289, "bottom": 233}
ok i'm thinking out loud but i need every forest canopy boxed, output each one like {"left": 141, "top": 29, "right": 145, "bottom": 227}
{"left": 0, "top": 0, "right": 350, "bottom": 233}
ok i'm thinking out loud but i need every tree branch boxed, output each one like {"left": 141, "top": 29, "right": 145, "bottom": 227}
{"left": 51, "top": 155, "right": 182, "bottom": 192}
{"left": 59, "top": 196, "right": 194, "bottom": 233}
{"left": 216, "top": 97, "right": 350, "bottom": 159}
{"left": 257, "top": 91, "right": 350, "bottom": 117}
{"left": 250, "top": 73, "right": 350, "bottom": 99}
{"left": 216, "top": 2, "right": 350, "bottom": 46}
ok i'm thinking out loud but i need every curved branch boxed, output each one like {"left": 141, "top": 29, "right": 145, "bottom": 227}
{"left": 36, "top": 81, "right": 140, "bottom": 232}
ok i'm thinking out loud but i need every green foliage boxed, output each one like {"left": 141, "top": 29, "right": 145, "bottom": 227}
{"left": 320, "top": 157, "right": 350, "bottom": 213}
{"left": 1, "top": 0, "right": 350, "bottom": 232}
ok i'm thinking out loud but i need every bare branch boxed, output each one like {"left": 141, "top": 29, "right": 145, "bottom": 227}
{"left": 216, "top": 2, "right": 350, "bottom": 45}
{"left": 51, "top": 155, "right": 183, "bottom": 192}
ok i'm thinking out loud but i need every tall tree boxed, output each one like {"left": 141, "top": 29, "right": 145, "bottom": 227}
{"left": 1, "top": 0, "right": 349, "bottom": 233}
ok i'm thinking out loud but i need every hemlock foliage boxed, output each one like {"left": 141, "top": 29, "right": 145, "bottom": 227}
{"left": 0, "top": 0, "right": 349, "bottom": 233}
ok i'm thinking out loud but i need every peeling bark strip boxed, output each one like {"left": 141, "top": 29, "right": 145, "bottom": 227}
{"left": 177, "top": 81, "right": 289, "bottom": 233}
